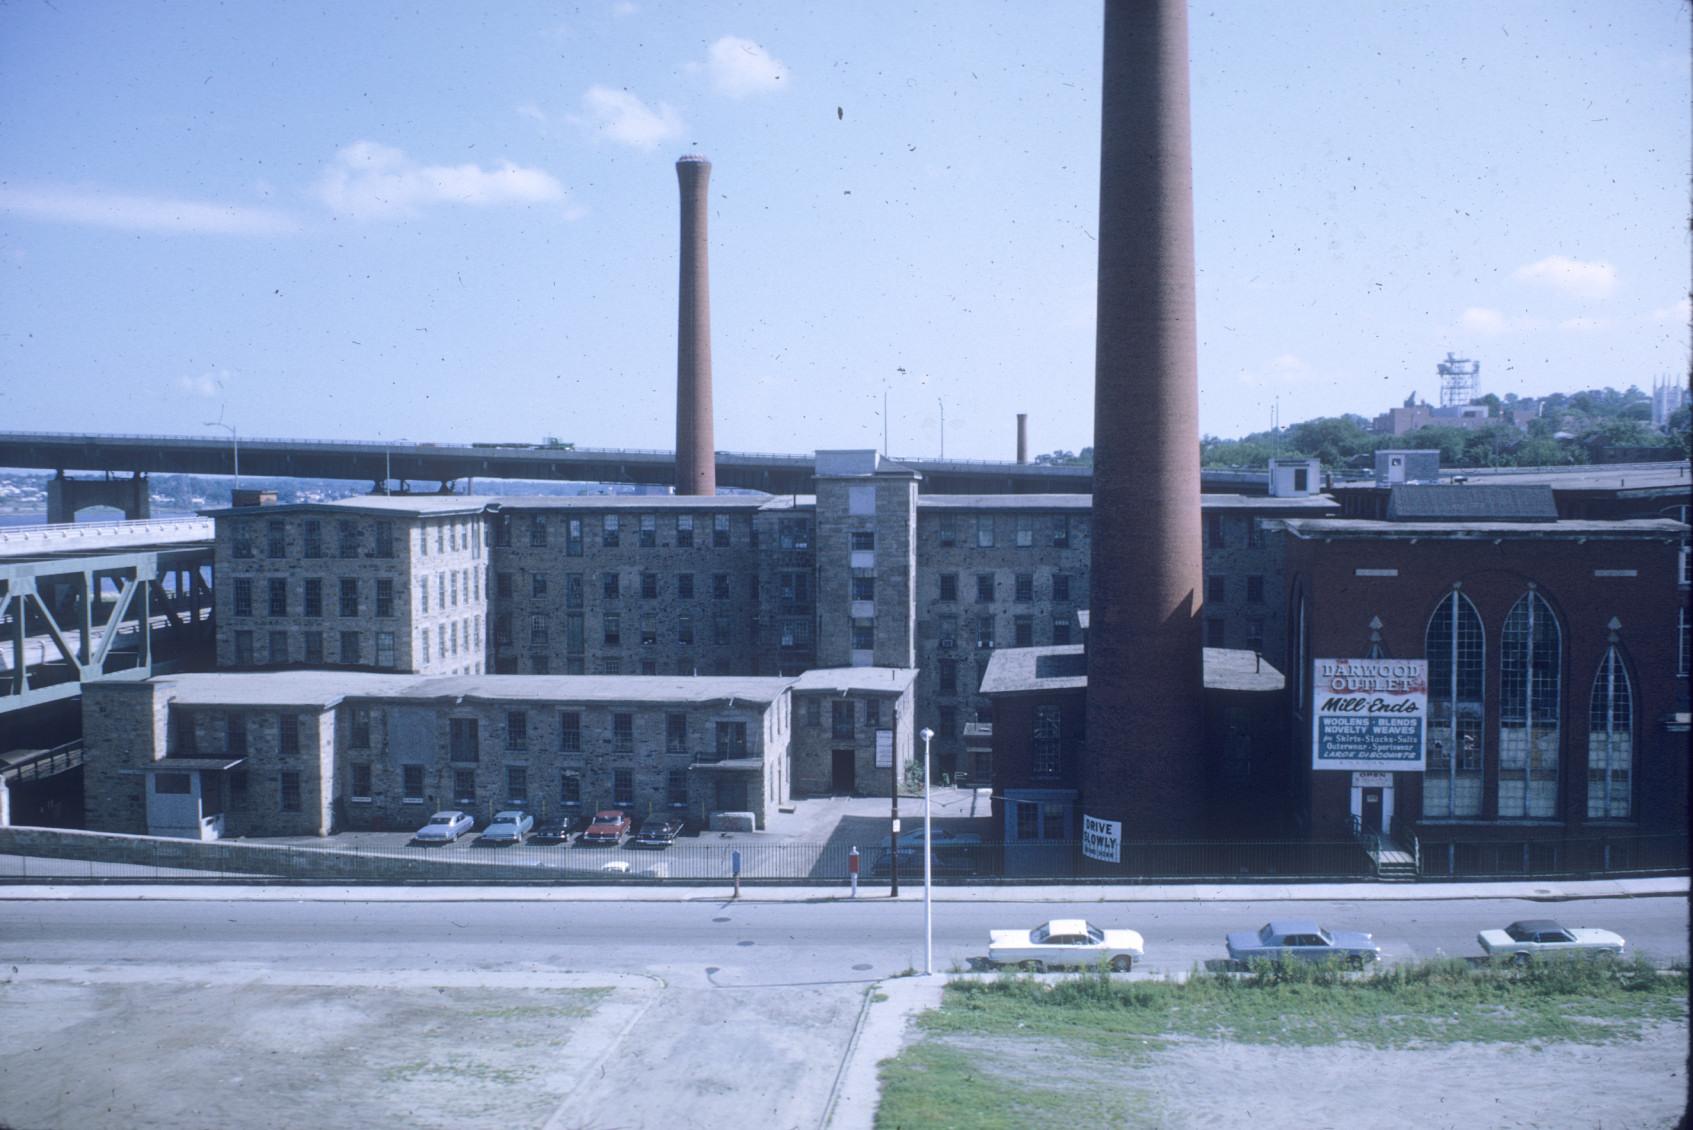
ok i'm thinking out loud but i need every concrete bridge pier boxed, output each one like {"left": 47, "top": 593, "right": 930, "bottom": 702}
{"left": 46, "top": 472, "right": 151, "bottom": 524}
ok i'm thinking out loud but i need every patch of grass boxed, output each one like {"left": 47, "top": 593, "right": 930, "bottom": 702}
{"left": 876, "top": 1040, "right": 1138, "bottom": 1130}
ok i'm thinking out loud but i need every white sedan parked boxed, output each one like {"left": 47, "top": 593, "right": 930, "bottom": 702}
{"left": 411, "top": 810, "right": 475, "bottom": 844}
{"left": 988, "top": 918, "right": 1144, "bottom": 972}
{"left": 1477, "top": 919, "right": 1626, "bottom": 964}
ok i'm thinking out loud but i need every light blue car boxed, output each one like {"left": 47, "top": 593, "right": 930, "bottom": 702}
{"left": 411, "top": 810, "right": 475, "bottom": 844}
{"left": 479, "top": 809, "right": 535, "bottom": 845}
{"left": 1226, "top": 920, "right": 1381, "bottom": 967}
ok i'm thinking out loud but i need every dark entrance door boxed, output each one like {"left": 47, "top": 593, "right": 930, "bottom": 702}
{"left": 831, "top": 749, "right": 856, "bottom": 794}
{"left": 1360, "top": 787, "right": 1384, "bottom": 834}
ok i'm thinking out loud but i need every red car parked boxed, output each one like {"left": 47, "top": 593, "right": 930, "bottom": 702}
{"left": 579, "top": 809, "right": 632, "bottom": 845}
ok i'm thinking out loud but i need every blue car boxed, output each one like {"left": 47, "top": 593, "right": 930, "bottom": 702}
{"left": 479, "top": 809, "right": 535, "bottom": 845}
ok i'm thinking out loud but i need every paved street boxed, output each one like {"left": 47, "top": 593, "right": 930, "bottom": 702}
{"left": 0, "top": 885, "right": 1685, "bottom": 1130}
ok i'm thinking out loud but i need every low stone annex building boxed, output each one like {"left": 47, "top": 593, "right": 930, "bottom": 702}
{"left": 82, "top": 668, "right": 914, "bottom": 839}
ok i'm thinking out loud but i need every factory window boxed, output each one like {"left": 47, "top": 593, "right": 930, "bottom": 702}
{"left": 667, "top": 769, "right": 688, "bottom": 807}
{"left": 1014, "top": 800, "right": 1039, "bottom": 840}
{"left": 601, "top": 571, "right": 619, "bottom": 599}
{"left": 350, "top": 706, "right": 371, "bottom": 749}
{"left": 780, "top": 619, "right": 810, "bottom": 648}
{"left": 640, "top": 572, "right": 658, "bottom": 599}
{"left": 566, "top": 573, "right": 584, "bottom": 610}
{"left": 1244, "top": 621, "right": 1264, "bottom": 655}
{"left": 279, "top": 771, "right": 302, "bottom": 813}
{"left": 1032, "top": 706, "right": 1061, "bottom": 777}
{"left": 529, "top": 614, "right": 547, "bottom": 647}
{"left": 778, "top": 518, "right": 809, "bottom": 550}
{"left": 232, "top": 523, "right": 255, "bottom": 559}
{"left": 506, "top": 766, "right": 528, "bottom": 804}
{"left": 975, "top": 573, "right": 995, "bottom": 603}
{"left": 268, "top": 630, "right": 288, "bottom": 664}
{"left": 613, "top": 713, "right": 634, "bottom": 753}
{"left": 1246, "top": 575, "right": 1264, "bottom": 604}
{"left": 976, "top": 515, "right": 994, "bottom": 548}
{"left": 225, "top": 712, "right": 248, "bottom": 755}
{"left": 1587, "top": 646, "right": 1633, "bottom": 819}
{"left": 1051, "top": 515, "right": 1070, "bottom": 548}
{"left": 1051, "top": 574, "right": 1071, "bottom": 603}
{"left": 278, "top": 713, "right": 300, "bottom": 755}
{"left": 1204, "top": 619, "right": 1225, "bottom": 647}
{"left": 303, "top": 520, "right": 323, "bottom": 558}
{"left": 566, "top": 518, "right": 583, "bottom": 557}
{"left": 938, "top": 614, "right": 958, "bottom": 648}
{"left": 713, "top": 573, "right": 731, "bottom": 599}
{"left": 375, "top": 631, "right": 396, "bottom": 668}
{"left": 851, "top": 576, "right": 875, "bottom": 601}
{"left": 865, "top": 699, "right": 881, "bottom": 728}
{"left": 676, "top": 514, "right": 694, "bottom": 547}
{"left": 266, "top": 577, "right": 288, "bottom": 617}
{"left": 374, "top": 521, "right": 394, "bottom": 559}
{"left": 304, "top": 631, "right": 324, "bottom": 664}
{"left": 375, "top": 578, "right": 394, "bottom": 618}
{"left": 613, "top": 768, "right": 634, "bottom": 807}
{"left": 528, "top": 516, "right": 547, "bottom": 547}
{"left": 338, "top": 520, "right": 360, "bottom": 558}
{"left": 340, "top": 630, "right": 361, "bottom": 664}
{"left": 1206, "top": 575, "right": 1226, "bottom": 604}
{"left": 453, "top": 769, "right": 476, "bottom": 804}
{"left": 560, "top": 772, "right": 582, "bottom": 806}
{"left": 640, "top": 658, "right": 657, "bottom": 674}
{"left": 641, "top": 613, "right": 657, "bottom": 645}
{"left": 1498, "top": 590, "right": 1561, "bottom": 819}
{"left": 938, "top": 658, "right": 957, "bottom": 694}
{"left": 506, "top": 711, "right": 528, "bottom": 750}
{"left": 266, "top": 519, "right": 286, "bottom": 559}
{"left": 525, "top": 572, "right": 543, "bottom": 599}
{"left": 639, "top": 514, "right": 657, "bottom": 548}
{"left": 493, "top": 614, "right": 511, "bottom": 646}
{"left": 1246, "top": 518, "right": 1262, "bottom": 548}
{"left": 848, "top": 485, "right": 875, "bottom": 516}
{"left": 976, "top": 615, "right": 996, "bottom": 649}
{"left": 233, "top": 630, "right": 254, "bottom": 664}
{"left": 339, "top": 577, "right": 359, "bottom": 617}
{"left": 678, "top": 613, "right": 695, "bottom": 645}
{"left": 558, "top": 711, "right": 582, "bottom": 752}
{"left": 438, "top": 624, "right": 447, "bottom": 659}
{"left": 1053, "top": 615, "right": 1071, "bottom": 645}
{"left": 713, "top": 514, "right": 731, "bottom": 547}
{"left": 449, "top": 717, "right": 479, "bottom": 762}
{"left": 530, "top": 652, "right": 549, "bottom": 674}
{"left": 780, "top": 571, "right": 811, "bottom": 604}
{"left": 602, "top": 514, "right": 620, "bottom": 547}
{"left": 678, "top": 573, "right": 695, "bottom": 599}
{"left": 402, "top": 765, "right": 424, "bottom": 802}
{"left": 1016, "top": 516, "right": 1033, "bottom": 548}
{"left": 1425, "top": 590, "right": 1485, "bottom": 818}
{"left": 939, "top": 573, "right": 958, "bottom": 602}
{"left": 603, "top": 613, "right": 622, "bottom": 647}
{"left": 938, "top": 515, "right": 957, "bottom": 547}
{"left": 851, "top": 619, "right": 875, "bottom": 650}
{"left": 1014, "top": 573, "right": 1033, "bottom": 602}
{"left": 350, "top": 763, "right": 372, "bottom": 801}
{"left": 1014, "top": 615, "right": 1034, "bottom": 647}
{"left": 665, "top": 713, "right": 688, "bottom": 753}
{"left": 712, "top": 614, "right": 731, "bottom": 646}
{"left": 938, "top": 705, "right": 957, "bottom": 738}
{"left": 1206, "top": 512, "right": 1224, "bottom": 548}
{"left": 851, "top": 530, "right": 875, "bottom": 551}
{"left": 233, "top": 577, "right": 253, "bottom": 618}
{"left": 450, "top": 572, "right": 459, "bottom": 607}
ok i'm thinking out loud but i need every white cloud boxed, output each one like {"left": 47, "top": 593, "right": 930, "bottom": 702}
{"left": 0, "top": 184, "right": 295, "bottom": 235}
{"left": 612, "top": 1, "right": 638, "bottom": 15}
{"left": 1558, "top": 316, "right": 1613, "bottom": 332}
{"left": 703, "top": 35, "right": 790, "bottom": 98}
{"left": 574, "top": 86, "right": 684, "bottom": 149}
{"left": 1648, "top": 297, "right": 1691, "bottom": 323}
{"left": 1461, "top": 306, "right": 1509, "bottom": 334}
{"left": 1237, "top": 353, "right": 1317, "bottom": 388}
{"left": 176, "top": 371, "right": 227, "bottom": 398}
{"left": 515, "top": 102, "right": 549, "bottom": 125}
{"left": 1512, "top": 255, "right": 1618, "bottom": 299}
{"left": 312, "top": 141, "right": 567, "bottom": 220}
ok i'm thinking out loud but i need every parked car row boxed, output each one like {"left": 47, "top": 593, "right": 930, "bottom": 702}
{"left": 408, "top": 809, "right": 689, "bottom": 849}
{"left": 985, "top": 916, "right": 1627, "bottom": 973}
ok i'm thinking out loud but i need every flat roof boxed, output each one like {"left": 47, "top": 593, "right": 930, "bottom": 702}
{"left": 203, "top": 495, "right": 494, "bottom": 519}
{"left": 915, "top": 493, "right": 1335, "bottom": 512}
{"left": 0, "top": 517, "right": 214, "bottom": 561}
{"left": 1276, "top": 518, "right": 1688, "bottom": 540}
{"left": 491, "top": 495, "right": 774, "bottom": 511}
{"left": 787, "top": 667, "right": 918, "bottom": 694}
{"left": 151, "top": 671, "right": 793, "bottom": 709}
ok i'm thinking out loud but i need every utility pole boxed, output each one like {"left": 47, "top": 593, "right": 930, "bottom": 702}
{"left": 889, "top": 706, "right": 900, "bottom": 897}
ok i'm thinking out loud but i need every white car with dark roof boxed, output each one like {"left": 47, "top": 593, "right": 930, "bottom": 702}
{"left": 1477, "top": 919, "right": 1626, "bottom": 964}
{"left": 987, "top": 918, "right": 1144, "bottom": 972}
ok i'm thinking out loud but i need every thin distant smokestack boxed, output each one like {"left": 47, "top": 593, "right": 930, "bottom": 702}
{"left": 1084, "top": 0, "right": 1207, "bottom": 841}
{"left": 1016, "top": 414, "right": 1029, "bottom": 464}
{"left": 675, "top": 154, "right": 716, "bottom": 495}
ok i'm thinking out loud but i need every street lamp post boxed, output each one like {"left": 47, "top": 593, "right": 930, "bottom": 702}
{"left": 920, "top": 725, "right": 935, "bottom": 975}
{"left": 204, "top": 415, "right": 239, "bottom": 496}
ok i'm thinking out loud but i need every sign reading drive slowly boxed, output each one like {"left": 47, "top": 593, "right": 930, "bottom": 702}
{"left": 1082, "top": 815, "right": 1122, "bottom": 863}
{"left": 1312, "top": 658, "right": 1427, "bottom": 772}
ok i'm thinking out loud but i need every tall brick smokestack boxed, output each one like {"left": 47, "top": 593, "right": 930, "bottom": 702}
{"left": 1084, "top": 0, "right": 1207, "bottom": 841}
{"left": 675, "top": 154, "right": 716, "bottom": 495}
{"left": 1016, "top": 414, "right": 1029, "bottom": 464}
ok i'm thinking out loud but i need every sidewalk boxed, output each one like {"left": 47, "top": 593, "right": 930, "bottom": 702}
{"left": 1, "top": 876, "right": 1682, "bottom": 903}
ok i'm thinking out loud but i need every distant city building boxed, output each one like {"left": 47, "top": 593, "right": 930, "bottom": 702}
{"left": 1653, "top": 376, "right": 1690, "bottom": 429}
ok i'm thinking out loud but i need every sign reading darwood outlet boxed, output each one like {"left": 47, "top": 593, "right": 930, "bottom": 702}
{"left": 1312, "top": 658, "right": 1427, "bottom": 772}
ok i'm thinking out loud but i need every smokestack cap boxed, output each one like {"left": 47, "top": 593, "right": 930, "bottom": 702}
{"left": 677, "top": 153, "right": 711, "bottom": 165}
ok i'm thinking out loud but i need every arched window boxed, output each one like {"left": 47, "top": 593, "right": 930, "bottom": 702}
{"left": 1499, "top": 591, "right": 1561, "bottom": 818}
{"left": 1587, "top": 647, "right": 1632, "bottom": 819}
{"left": 1425, "top": 591, "right": 1484, "bottom": 817}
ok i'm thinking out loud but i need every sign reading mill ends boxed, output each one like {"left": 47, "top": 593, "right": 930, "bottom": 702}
{"left": 1312, "top": 658, "right": 1428, "bottom": 772}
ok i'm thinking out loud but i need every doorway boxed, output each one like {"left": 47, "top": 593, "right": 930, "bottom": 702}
{"left": 831, "top": 749, "right": 855, "bottom": 794}
{"left": 1360, "top": 787, "right": 1384, "bottom": 835}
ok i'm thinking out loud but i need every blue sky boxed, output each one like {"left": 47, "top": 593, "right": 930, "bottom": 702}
{"left": 1, "top": 1, "right": 1686, "bottom": 462}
